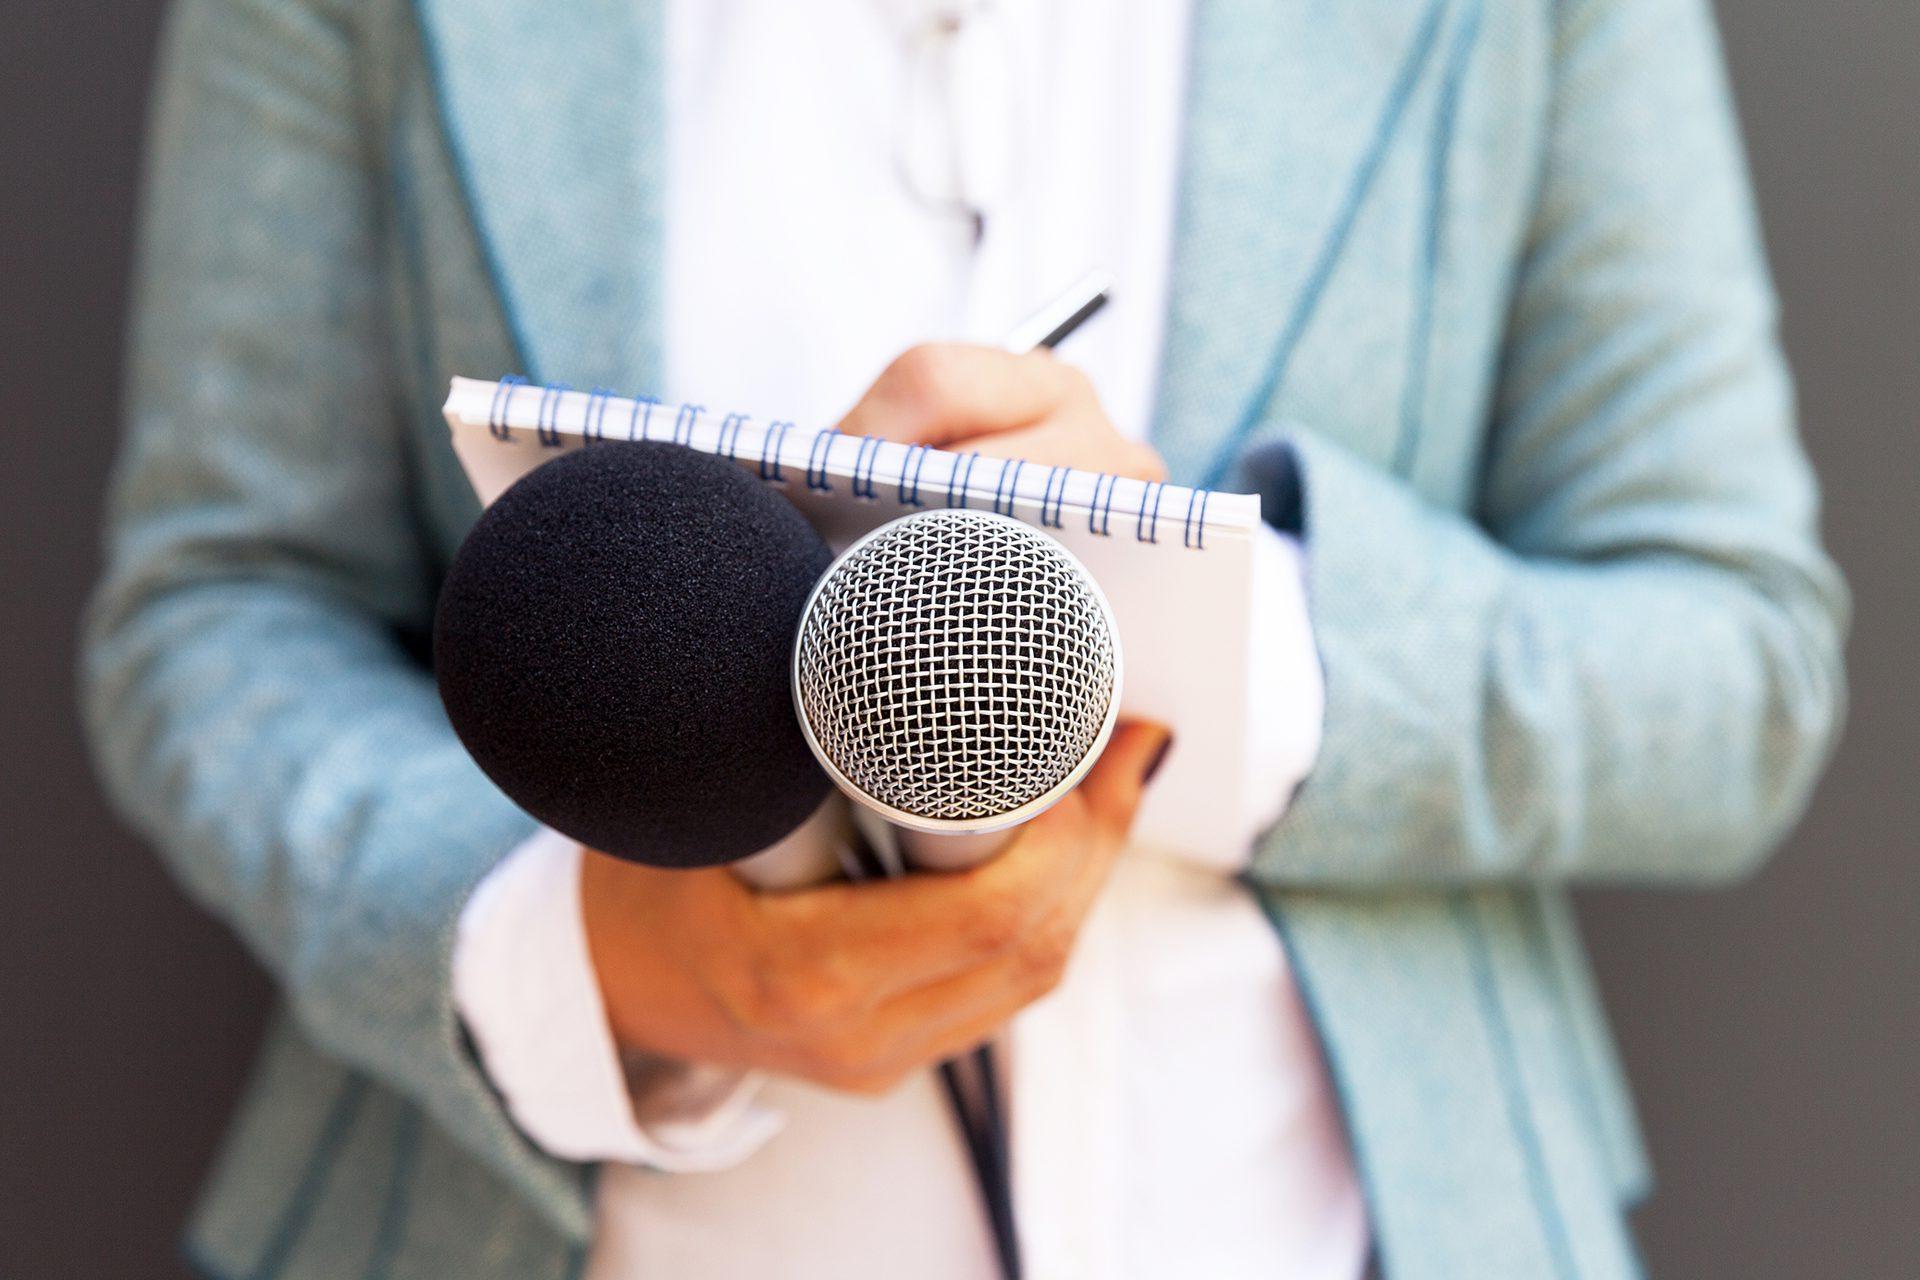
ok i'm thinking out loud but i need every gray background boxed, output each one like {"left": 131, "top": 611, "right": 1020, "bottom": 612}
{"left": 3, "top": 2, "right": 1913, "bottom": 1275}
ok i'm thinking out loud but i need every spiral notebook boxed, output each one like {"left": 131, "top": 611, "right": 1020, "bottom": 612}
{"left": 444, "top": 376, "right": 1267, "bottom": 863}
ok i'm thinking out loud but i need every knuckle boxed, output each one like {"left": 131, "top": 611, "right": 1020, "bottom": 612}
{"left": 887, "top": 344, "right": 955, "bottom": 404}
{"left": 743, "top": 965, "right": 841, "bottom": 1034}
{"left": 1061, "top": 363, "right": 1097, "bottom": 400}
{"left": 959, "top": 882, "right": 1027, "bottom": 957}
{"left": 1131, "top": 444, "right": 1169, "bottom": 482}
{"left": 834, "top": 1068, "right": 906, "bottom": 1098}
{"left": 1019, "top": 917, "right": 1076, "bottom": 988}
{"left": 796, "top": 1038, "right": 896, "bottom": 1095}
{"left": 816, "top": 970, "right": 874, "bottom": 1027}
{"left": 706, "top": 958, "right": 772, "bottom": 1033}
{"left": 786, "top": 1040, "right": 846, "bottom": 1085}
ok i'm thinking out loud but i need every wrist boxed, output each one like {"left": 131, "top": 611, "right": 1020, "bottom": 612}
{"left": 579, "top": 849, "right": 656, "bottom": 1057}
{"left": 579, "top": 850, "right": 724, "bottom": 1064}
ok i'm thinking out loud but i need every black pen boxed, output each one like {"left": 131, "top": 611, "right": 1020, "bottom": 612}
{"left": 1002, "top": 270, "right": 1112, "bottom": 353}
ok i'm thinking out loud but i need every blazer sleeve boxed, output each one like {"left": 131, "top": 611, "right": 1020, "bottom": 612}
{"left": 79, "top": 0, "right": 591, "bottom": 1237}
{"left": 1248, "top": 0, "right": 1849, "bottom": 887}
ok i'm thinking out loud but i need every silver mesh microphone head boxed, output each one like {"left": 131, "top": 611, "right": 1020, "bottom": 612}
{"left": 792, "top": 509, "right": 1122, "bottom": 834}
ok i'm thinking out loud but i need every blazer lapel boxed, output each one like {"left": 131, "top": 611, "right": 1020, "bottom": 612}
{"left": 412, "top": 0, "right": 663, "bottom": 391}
{"left": 1153, "top": 0, "right": 1454, "bottom": 487}
{"left": 1162, "top": 3, "right": 1636, "bottom": 1271}
{"left": 415, "top": 0, "right": 1456, "bottom": 469}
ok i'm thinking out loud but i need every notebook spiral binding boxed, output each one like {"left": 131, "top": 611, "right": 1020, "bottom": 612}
{"left": 992, "top": 459, "right": 1024, "bottom": 518}
{"left": 805, "top": 429, "right": 839, "bottom": 492}
{"left": 900, "top": 445, "right": 932, "bottom": 507}
{"left": 482, "top": 377, "right": 1216, "bottom": 550}
{"left": 851, "top": 435, "right": 884, "bottom": 500}
{"left": 584, "top": 388, "right": 615, "bottom": 442}
{"left": 719, "top": 412, "right": 752, "bottom": 462}
{"left": 948, "top": 452, "right": 982, "bottom": 510}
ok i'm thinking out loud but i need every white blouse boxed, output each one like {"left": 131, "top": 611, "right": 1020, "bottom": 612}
{"left": 454, "top": 1, "right": 1367, "bottom": 1275}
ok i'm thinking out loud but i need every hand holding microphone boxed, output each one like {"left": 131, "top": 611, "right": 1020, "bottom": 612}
{"left": 432, "top": 327, "right": 1168, "bottom": 1280}
{"left": 580, "top": 720, "right": 1167, "bottom": 1094}
{"left": 432, "top": 438, "right": 1167, "bottom": 1092}
{"left": 434, "top": 269, "right": 1160, "bottom": 1279}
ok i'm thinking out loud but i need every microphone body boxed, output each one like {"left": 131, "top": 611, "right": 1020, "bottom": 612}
{"left": 437, "top": 443, "right": 1022, "bottom": 1279}
{"left": 435, "top": 442, "right": 842, "bottom": 876}
{"left": 792, "top": 509, "right": 1124, "bottom": 871}
{"left": 439, "top": 450, "right": 1073, "bottom": 1280}
{"left": 896, "top": 825, "right": 1018, "bottom": 872}
{"left": 733, "top": 795, "right": 861, "bottom": 889}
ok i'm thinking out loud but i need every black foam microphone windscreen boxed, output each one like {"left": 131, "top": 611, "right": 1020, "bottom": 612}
{"left": 434, "top": 442, "right": 835, "bottom": 867}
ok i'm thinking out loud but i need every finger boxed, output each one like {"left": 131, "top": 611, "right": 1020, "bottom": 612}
{"left": 806, "top": 901, "right": 1078, "bottom": 1083}
{"left": 955, "top": 422, "right": 1169, "bottom": 483}
{"left": 743, "top": 728, "right": 1170, "bottom": 1038}
{"left": 769, "top": 726, "right": 1168, "bottom": 1013}
{"left": 753, "top": 841, "right": 1078, "bottom": 1006}
{"left": 835, "top": 345, "right": 1081, "bottom": 445}
{"left": 839, "top": 989, "right": 1035, "bottom": 1089}
{"left": 826, "top": 818, "right": 1130, "bottom": 1083}
{"left": 1076, "top": 721, "right": 1174, "bottom": 842}
{"left": 818, "top": 789, "right": 1157, "bottom": 1078}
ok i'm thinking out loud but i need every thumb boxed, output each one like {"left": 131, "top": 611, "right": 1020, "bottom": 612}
{"left": 1077, "top": 721, "right": 1173, "bottom": 840}
{"left": 835, "top": 345, "right": 1072, "bottom": 445}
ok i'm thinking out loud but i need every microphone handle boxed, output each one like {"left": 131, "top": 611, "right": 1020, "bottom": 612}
{"left": 732, "top": 796, "right": 1016, "bottom": 888}
{"left": 895, "top": 826, "right": 1015, "bottom": 872}
{"left": 732, "top": 795, "right": 863, "bottom": 890}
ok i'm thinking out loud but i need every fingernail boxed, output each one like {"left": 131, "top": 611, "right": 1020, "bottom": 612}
{"left": 1142, "top": 735, "right": 1174, "bottom": 785}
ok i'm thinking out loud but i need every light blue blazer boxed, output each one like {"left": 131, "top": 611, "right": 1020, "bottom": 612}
{"left": 83, "top": 0, "right": 1847, "bottom": 1276}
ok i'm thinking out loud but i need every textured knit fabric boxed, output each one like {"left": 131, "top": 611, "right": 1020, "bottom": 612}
{"left": 81, "top": 0, "right": 1846, "bottom": 1277}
